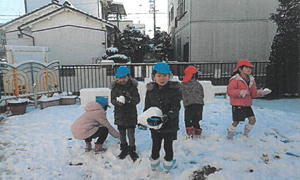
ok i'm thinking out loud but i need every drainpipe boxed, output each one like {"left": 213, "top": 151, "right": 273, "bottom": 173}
{"left": 18, "top": 27, "right": 35, "bottom": 46}
{"left": 189, "top": 0, "right": 192, "bottom": 62}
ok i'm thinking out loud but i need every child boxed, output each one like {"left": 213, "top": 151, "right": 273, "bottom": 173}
{"left": 144, "top": 62, "right": 181, "bottom": 178}
{"left": 110, "top": 66, "right": 140, "bottom": 162}
{"left": 181, "top": 66, "right": 204, "bottom": 138}
{"left": 71, "top": 97, "right": 119, "bottom": 153}
{"left": 227, "top": 60, "right": 271, "bottom": 140}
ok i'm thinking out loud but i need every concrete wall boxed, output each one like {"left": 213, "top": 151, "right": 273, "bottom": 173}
{"left": 169, "top": 0, "right": 278, "bottom": 63}
{"left": 79, "top": 77, "right": 227, "bottom": 106}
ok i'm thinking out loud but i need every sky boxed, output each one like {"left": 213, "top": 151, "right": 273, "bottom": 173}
{"left": 0, "top": 0, "right": 168, "bottom": 37}
{"left": 1, "top": 97, "right": 300, "bottom": 179}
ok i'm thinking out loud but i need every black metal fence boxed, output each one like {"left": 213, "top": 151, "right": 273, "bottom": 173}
{"left": 58, "top": 61, "right": 269, "bottom": 95}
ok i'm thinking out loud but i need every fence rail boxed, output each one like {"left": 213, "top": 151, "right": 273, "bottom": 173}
{"left": 58, "top": 61, "right": 269, "bottom": 95}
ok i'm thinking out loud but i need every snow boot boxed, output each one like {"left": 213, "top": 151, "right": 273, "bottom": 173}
{"left": 227, "top": 125, "right": 237, "bottom": 140}
{"left": 186, "top": 127, "right": 194, "bottom": 139}
{"left": 194, "top": 128, "right": 203, "bottom": 138}
{"left": 118, "top": 143, "right": 128, "bottom": 159}
{"left": 85, "top": 142, "right": 92, "bottom": 152}
{"left": 95, "top": 144, "right": 107, "bottom": 154}
{"left": 150, "top": 157, "right": 160, "bottom": 178}
{"left": 128, "top": 145, "right": 139, "bottom": 162}
{"left": 163, "top": 158, "right": 176, "bottom": 179}
{"left": 243, "top": 124, "right": 254, "bottom": 138}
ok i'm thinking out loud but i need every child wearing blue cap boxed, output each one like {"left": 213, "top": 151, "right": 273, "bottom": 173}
{"left": 144, "top": 62, "right": 182, "bottom": 178}
{"left": 71, "top": 97, "right": 119, "bottom": 153}
{"left": 110, "top": 66, "right": 140, "bottom": 162}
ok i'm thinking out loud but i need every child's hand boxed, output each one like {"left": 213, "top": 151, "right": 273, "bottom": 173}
{"left": 239, "top": 90, "right": 248, "bottom": 97}
{"left": 257, "top": 88, "right": 272, "bottom": 97}
{"left": 124, "top": 92, "right": 131, "bottom": 103}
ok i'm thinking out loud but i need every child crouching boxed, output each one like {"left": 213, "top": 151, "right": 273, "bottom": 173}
{"left": 71, "top": 97, "right": 119, "bottom": 153}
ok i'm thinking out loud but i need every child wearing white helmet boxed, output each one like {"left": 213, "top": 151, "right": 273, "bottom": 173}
{"left": 110, "top": 66, "right": 141, "bottom": 162}
{"left": 144, "top": 62, "right": 181, "bottom": 178}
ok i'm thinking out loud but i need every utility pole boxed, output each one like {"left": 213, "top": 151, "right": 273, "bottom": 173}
{"left": 149, "top": 0, "right": 157, "bottom": 44}
{"left": 24, "top": 0, "right": 27, "bottom": 13}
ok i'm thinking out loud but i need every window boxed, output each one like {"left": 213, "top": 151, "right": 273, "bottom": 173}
{"left": 169, "top": 6, "right": 174, "bottom": 26}
{"left": 177, "top": 0, "right": 185, "bottom": 20}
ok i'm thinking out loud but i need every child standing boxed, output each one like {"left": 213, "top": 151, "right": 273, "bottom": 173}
{"left": 71, "top": 97, "right": 119, "bottom": 153}
{"left": 181, "top": 66, "right": 204, "bottom": 138}
{"left": 144, "top": 62, "right": 182, "bottom": 178}
{"left": 227, "top": 60, "right": 271, "bottom": 140}
{"left": 110, "top": 66, "right": 140, "bottom": 162}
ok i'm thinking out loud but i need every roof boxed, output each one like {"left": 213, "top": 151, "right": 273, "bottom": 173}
{"left": 18, "top": 3, "right": 118, "bottom": 30}
{"left": 0, "top": 1, "right": 62, "bottom": 29}
{"left": 1, "top": 1, "right": 119, "bottom": 31}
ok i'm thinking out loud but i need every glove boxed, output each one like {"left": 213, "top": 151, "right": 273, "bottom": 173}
{"left": 116, "top": 96, "right": 125, "bottom": 104}
{"left": 239, "top": 90, "right": 248, "bottom": 97}
{"left": 147, "top": 114, "right": 168, "bottom": 127}
{"left": 147, "top": 116, "right": 163, "bottom": 127}
{"left": 138, "top": 124, "right": 147, "bottom": 130}
{"left": 124, "top": 92, "right": 132, "bottom": 103}
{"left": 257, "top": 88, "right": 272, "bottom": 97}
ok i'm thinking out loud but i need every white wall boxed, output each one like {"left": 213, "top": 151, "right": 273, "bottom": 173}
{"left": 28, "top": 11, "right": 107, "bottom": 64}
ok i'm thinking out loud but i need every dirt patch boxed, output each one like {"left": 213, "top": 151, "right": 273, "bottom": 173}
{"left": 190, "top": 165, "right": 221, "bottom": 180}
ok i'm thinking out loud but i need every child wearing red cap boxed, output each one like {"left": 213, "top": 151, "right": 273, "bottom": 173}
{"left": 227, "top": 60, "right": 271, "bottom": 140}
{"left": 181, "top": 66, "right": 204, "bottom": 138}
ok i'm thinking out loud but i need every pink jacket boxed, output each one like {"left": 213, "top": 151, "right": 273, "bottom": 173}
{"left": 227, "top": 74, "right": 259, "bottom": 107}
{"left": 71, "top": 102, "right": 119, "bottom": 140}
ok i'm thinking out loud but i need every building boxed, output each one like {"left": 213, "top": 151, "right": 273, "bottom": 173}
{"left": 0, "top": 0, "right": 119, "bottom": 65}
{"left": 168, "top": 0, "right": 278, "bottom": 62}
{"left": 25, "top": 0, "right": 112, "bottom": 19}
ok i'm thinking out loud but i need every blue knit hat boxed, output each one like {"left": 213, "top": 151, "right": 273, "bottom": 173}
{"left": 95, "top": 97, "right": 110, "bottom": 109}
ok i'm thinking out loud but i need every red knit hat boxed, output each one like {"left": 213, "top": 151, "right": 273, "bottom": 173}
{"left": 183, "top": 66, "right": 199, "bottom": 83}
{"left": 232, "top": 60, "right": 254, "bottom": 73}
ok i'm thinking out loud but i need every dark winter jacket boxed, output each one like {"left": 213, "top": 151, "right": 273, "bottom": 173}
{"left": 144, "top": 81, "right": 182, "bottom": 133}
{"left": 181, "top": 79, "right": 204, "bottom": 107}
{"left": 110, "top": 78, "right": 140, "bottom": 126}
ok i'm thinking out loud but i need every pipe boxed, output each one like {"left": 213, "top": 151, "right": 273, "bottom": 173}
{"left": 17, "top": 27, "right": 35, "bottom": 46}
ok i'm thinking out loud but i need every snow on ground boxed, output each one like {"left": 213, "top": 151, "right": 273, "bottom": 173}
{"left": 0, "top": 98, "right": 300, "bottom": 180}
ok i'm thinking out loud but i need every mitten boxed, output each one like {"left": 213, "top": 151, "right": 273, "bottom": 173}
{"left": 138, "top": 124, "right": 147, "bottom": 130}
{"left": 147, "top": 116, "right": 163, "bottom": 127}
{"left": 239, "top": 90, "right": 248, "bottom": 97}
{"left": 257, "top": 88, "right": 272, "bottom": 97}
{"left": 116, "top": 96, "right": 125, "bottom": 104}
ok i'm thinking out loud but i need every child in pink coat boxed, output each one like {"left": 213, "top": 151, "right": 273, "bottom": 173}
{"left": 227, "top": 60, "right": 271, "bottom": 140}
{"left": 71, "top": 97, "right": 119, "bottom": 153}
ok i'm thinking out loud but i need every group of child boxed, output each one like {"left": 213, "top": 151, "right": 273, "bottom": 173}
{"left": 71, "top": 60, "right": 271, "bottom": 178}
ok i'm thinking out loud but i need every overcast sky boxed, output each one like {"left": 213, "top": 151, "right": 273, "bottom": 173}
{"left": 0, "top": 0, "right": 168, "bottom": 37}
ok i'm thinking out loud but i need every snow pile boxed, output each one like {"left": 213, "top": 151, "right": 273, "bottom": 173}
{"left": 0, "top": 99, "right": 299, "bottom": 179}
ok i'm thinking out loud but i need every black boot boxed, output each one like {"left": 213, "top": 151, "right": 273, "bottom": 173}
{"left": 128, "top": 145, "right": 139, "bottom": 162}
{"left": 118, "top": 143, "right": 128, "bottom": 159}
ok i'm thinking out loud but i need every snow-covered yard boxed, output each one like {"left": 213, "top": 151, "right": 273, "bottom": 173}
{"left": 0, "top": 98, "right": 300, "bottom": 180}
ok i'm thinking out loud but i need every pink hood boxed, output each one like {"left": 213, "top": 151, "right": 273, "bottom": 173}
{"left": 71, "top": 102, "right": 119, "bottom": 140}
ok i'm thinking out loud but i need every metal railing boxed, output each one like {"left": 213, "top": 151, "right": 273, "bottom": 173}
{"left": 58, "top": 61, "right": 269, "bottom": 95}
